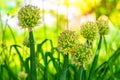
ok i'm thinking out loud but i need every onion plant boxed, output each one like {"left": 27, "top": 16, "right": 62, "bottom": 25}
{"left": 88, "top": 17, "right": 109, "bottom": 80}
{"left": 18, "top": 5, "right": 40, "bottom": 80}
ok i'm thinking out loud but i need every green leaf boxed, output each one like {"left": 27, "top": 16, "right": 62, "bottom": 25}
{"left": 4, "top": 61, "right": 18, "bottom": 80}
{"left": 7, "top": 25, "right": 17, "bottom": 44}
{"left": 36, "top": 39, "right": 49, "bottom": 60}
{"left": 108, "top": 47, "right": 120, "bottom": 62}
{"left": 95, "top": 47, "right": 120, "bottom": 79}
{"left": 10, "top": 45, "right": 25, "bottom": 67}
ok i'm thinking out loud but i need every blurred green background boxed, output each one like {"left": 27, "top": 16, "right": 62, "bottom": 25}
{"left": 1, "top": 0, "right": 120, "bottom": 45}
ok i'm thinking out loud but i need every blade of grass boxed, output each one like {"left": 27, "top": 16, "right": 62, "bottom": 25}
{"left": 49, "top": 39, "right": 54, "bottom": 53}
{"left": 43, "top": 52, "right": 48, "bottom": 80}
{"left": 36, "top": 39, "right": 64, "bottom": 80}
{"left": 95, "top": 47, "right": 120, "bottom": 73}
{"left": 109, "top": 70, "right": 120, "bottom": 79}
{"left": 95, "top": 47, "right": 120, "bottom": 79}
{"left": 54, "top": 47, "right": 62, "bottom": 80}
{"left": 108, "top": 47, "right": 120, "bottom": 62}
{"left": 36, "top": 39, "right": 49, "bottom": 60}
{"left": 7, "top": 25, "right": 17, "bottom": 44}
{"left": 95, "top": 61, "right": 107, "bottom": 75}
{"left": 47, "top": 52, "right": 59, "bottom": 72}
{"left": 36, "top": 39, "right": 50, "bottom": 80}
{"left": 10, "top": 45, "right": 25, "bottom": 66}
{"left": 10, "top": 44, "right": 31, "bottom": 80}
{"left": 3, "top": 61, "right": 18, "bottom": 80}
{"left": 101, "top": 48, "right": 120, "bottom": 79}
{"left": 36, "top": 39, "right": 54, "bottom": 58}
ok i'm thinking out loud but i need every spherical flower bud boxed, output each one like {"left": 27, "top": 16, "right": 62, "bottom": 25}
{"left": 18, "top": 5, "right": 40, "bottom": 28}
{"left": 18, "top": 71, "right": 27, "bottom": 80}
{"left": 80, "top": 21, "right": 98, "bottom": 41}
{"left": 58, "top": 30, "right": 78, "bottom": 55}
{"left": 96, "top": 19, "right": 109, "bottom": 36}
{"left": 22, "top": 36, "right": 30, "bottom": 48}
{"left": 72, "top": 44, "right": 92, "bottom": 68}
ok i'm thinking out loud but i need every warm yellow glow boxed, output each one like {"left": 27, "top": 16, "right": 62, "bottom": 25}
{"left": 4, "top": 0, "right": 100, "bottom": 29}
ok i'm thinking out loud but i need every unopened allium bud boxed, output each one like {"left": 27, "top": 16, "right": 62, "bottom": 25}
{"left": 18, "top": 5, "right": 40, "bottom": 28}
{"left": 72, "top": 44, "right": 92, "bottom": 68}
{"left": 58, "top": 30, "right": 78, "bottom": 55}
{"left": 80, "top": 21, "right": 98, "bottom": 41}
{"left": 22, "top": 36, "right": 30, "bottom": 48}
{"left": 97, "top": 19, "right": 109, "bottom": 36}
{"left": 18, "top": 71, "right": 27, "bottom": 80}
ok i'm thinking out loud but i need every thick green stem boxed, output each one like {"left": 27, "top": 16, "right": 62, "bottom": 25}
{"left": 29, "top": 30, "right": 36, "bottom": 80}
{"left": 60, "top": 55, "right": 69, "bottom": 80}
{"left": 75, "top": 66, "right": 86, "bottom": 80}
{"left": 88, "top": 36, "right": 102, "bottom": 80}
{"left": 0, "top": 65, "right": 3, "bottom": 80}
{"left": 58, "top": 51, "right": 60, "bottom": 79}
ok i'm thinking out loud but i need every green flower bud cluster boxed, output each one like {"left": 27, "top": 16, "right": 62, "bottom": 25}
{"left": 22, "top": 36, "right": 30, "bottom": 48}
{"left": 72, "top": 44, "right": 92, "bottom": 68}
{"left": 57, "top": 30, "right": 93, "bottom": 68}
{"left": 80, "top": 21, "right": 98, "bottom": 41}
{"left": 18, "top": 5, "right": 40, "bottom": 28}
{"left": 58, "top": 30, "right": 78, "bottom": 55}
{"left": 97, "top": 19, "right": 109, "bottom": 36}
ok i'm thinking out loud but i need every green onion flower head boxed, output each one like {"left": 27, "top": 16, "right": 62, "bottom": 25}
{"left": 97, "top": 19, "right": 109, "bottom": 36}
{"left": 80, "top": 21, "right": 98, "bottom": 41}
{"left": 72, "top": 43, "right": 92, "bottom": 68}
{"left": 58, "top": 30, "right": 78, "bottom": 55}
{"left": 18, "top": 5, "right": 40, "bottom": 28}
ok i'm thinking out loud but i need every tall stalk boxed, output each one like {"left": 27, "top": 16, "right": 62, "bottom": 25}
{"left": 77, "top": 66, "right": 86, "bottom": 80}
{"left": 88, "top": 36, "right": 102, "bottom": 80}
{"left": 29, "top": 29, "right": 36, "bottom": 80}
{"left": 18, "top": 4, "right": 40, "bottom": 80}
{"left": 60, "top": 55, "right": 69, "bottom": 80}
